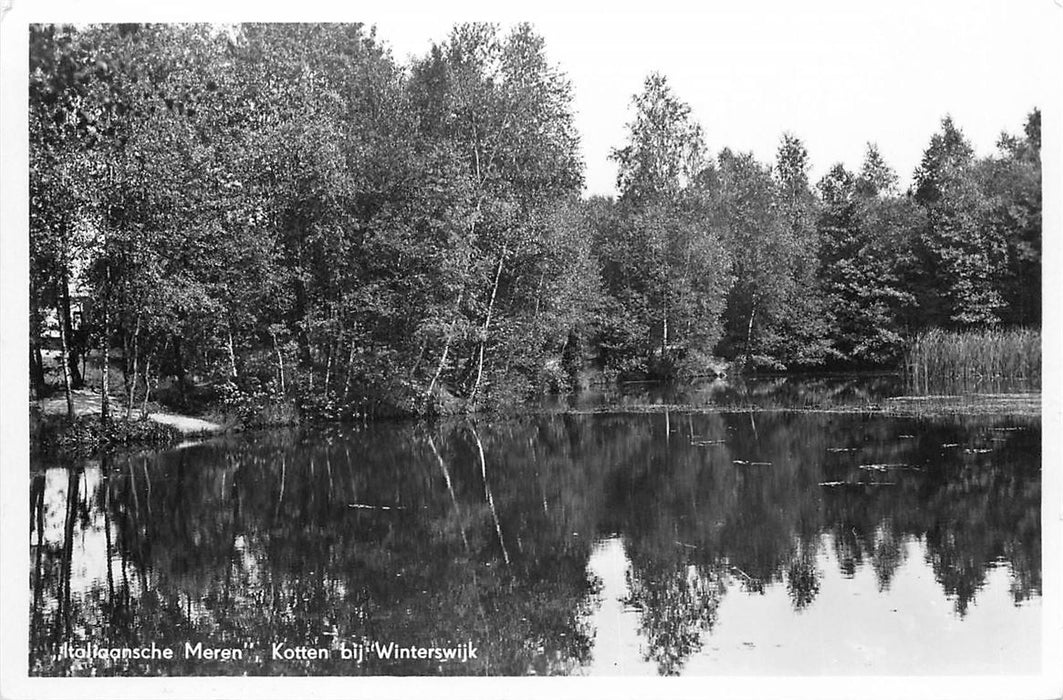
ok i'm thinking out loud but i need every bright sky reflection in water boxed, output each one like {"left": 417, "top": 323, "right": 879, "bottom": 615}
{"left": 582, "top": 535, "right": 1039, "bottom": 675}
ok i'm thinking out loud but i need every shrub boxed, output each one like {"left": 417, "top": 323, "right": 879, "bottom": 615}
{"left": 219, "top": 379, "right": 300, "bottom": 428}
{"left": 34, "top": 413, "right": 180, "bottom": 456}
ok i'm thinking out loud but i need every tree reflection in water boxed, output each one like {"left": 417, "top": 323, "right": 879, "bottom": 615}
{"left": 621, "top": 551, "right": 726, "bottom": 675}
{"left": 30, "top": 408, "right": 1040, "bottom": 676}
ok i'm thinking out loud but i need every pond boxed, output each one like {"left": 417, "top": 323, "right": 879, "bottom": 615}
{"left": 29, "top": 376, "right": 1042, "bottom": 676}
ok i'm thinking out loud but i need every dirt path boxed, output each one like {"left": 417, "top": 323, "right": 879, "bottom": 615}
{"left": 36, "top": 389, "right": 224, "bottom": 435}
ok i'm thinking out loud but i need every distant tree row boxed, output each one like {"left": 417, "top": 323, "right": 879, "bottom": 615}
{"left": 594, "top": 74, "right": 1040, "bottom": 376}
{"left": 29, "top": 23, "right": 1041, "bottom": 419}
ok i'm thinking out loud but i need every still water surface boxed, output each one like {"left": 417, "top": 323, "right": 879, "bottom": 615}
{"left": 30, "top": 377, "right": 1041, "bottom": 676}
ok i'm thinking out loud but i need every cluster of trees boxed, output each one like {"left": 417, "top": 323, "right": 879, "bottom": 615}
{"left": 592, "top": 78, "right": 1040, "bottom": 376}
{"left": 30, "top": 23, "right": 1041, "bottom": 420}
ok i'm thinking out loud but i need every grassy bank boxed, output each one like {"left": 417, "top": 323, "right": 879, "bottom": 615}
{"left": 906, "top": 328, "right": 1040, "bottom": 392}
{"left": 32, "top": 411, "right": 182, "bottom": 458}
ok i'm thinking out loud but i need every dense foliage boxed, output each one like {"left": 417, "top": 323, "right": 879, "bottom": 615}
{"left": 30, "top": 23, "right": 1042, "bottom": 420}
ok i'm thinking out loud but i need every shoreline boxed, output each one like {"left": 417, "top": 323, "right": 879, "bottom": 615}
{"left": 534, "top": 393, "right": 1042, "bottom": 419}
{"left": 34, "top": 388, "right": 226, "bottom": 436}
{"left": 31, "top": 389, "right": 227, "bottom": 459}
{"left": 30, "top": 384, "right": 1041, "bottom": 463}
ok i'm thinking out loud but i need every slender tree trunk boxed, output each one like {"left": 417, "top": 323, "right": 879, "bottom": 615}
{"left": 127, "top": 457, "right": 140, "bottom": 523}
{"left": 323, "top": 343, "right": 333, "bottom": 398}
{"left": 426, "top": 289, "right": 464, "bottom": 404}
{"left": 306, "top": 333, "right": 316, "bottom": 395}
{"left": 226, "top": 322, "right": 238, "bottom": 381}
{"left": 141, "top": 352, "right": 153, "bottom": 419}
{"left": 427, "top": 197, "right": 484, "bottom": 404}
{"left": 59, "top": 272, "right": 83, "bottom": 389}
{"left": 142, "top": 456, "right": 152, "bottom": 516}
{"left": 274, "top": 453, "right": 287, "bottom": 518}
{"left": 173, "top": 336, "right": 188, "bottom": 407}
{"left": 428, "top": 436, "right": 469, "bottom": 551}
{"left": 102, "top": 456, "right": 115, "bottom": 603}
{"left": 30, "top": 344, "right": 45, "bottom": 398}
{"left": 121, "top": 329, "right": 132, "bottom": 404}
{"left": 410, "top": 340, "right": 426, "bottom": 378}
{"left": 120, "top": 544, "right": 129, "bottom": 605}
{"left": 58, "top": 274, "right": 84, "bottom": 390}
{"left": 29, "top": 301, "right": 46, "bottom": 397}
{"left": 343, "top": 343, "right": 355, "bottom": 400}
{"left": 58, "top": 467, "right": 80, "bottom": 640}
{"left": 470, "top": 425, "right": 510, "bottom": 566}
{"left": 126, "top": 313, "right": 140, "bottom": 421}
{"left": 101, "top": 298, "right": 111, "bottom": 426}
{"left": 55, "top": 300, "right": 75, "bottom": 423}
{"left": 534, "top": 269, "right": 546, "bottom": 317}
{"left": 32, "top": 474, "right": 45, "bottom": 614}
{"left": 223, "top": 459, "right": 242, "bottom": 606}
{"left": 470, "top": 245, "right": 507, "bottom": 402}
{"left": 426, "top": 337, "right": 452, "bottom": 405}
{"left": 744, "top": 293, "right": 757, "bottom": 368}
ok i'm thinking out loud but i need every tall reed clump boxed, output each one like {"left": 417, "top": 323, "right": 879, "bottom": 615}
{"left": 906, "top": 328, "right": 1041, "bottom": 392}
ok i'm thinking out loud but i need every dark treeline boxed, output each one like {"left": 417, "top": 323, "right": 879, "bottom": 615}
{"left": 30, "top": 23, "right": 1042, "bottom": 420}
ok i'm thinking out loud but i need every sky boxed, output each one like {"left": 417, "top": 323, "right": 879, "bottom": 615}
{"left": 365, "top": 0, "right": 1057, "bottom": 197}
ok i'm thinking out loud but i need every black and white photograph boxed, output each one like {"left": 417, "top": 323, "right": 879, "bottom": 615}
{"left": 1, "top": 1, "right": 1060, "bottom": 698}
